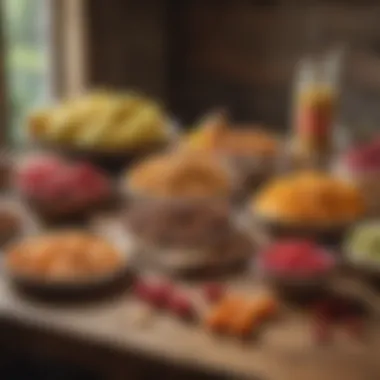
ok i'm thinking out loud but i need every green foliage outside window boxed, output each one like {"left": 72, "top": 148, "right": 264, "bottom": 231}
{"left": 2, "top": 0, "right": 50, "bottom": 143}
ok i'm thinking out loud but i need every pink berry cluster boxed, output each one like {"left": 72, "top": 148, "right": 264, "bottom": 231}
{"left": 133, "top": 278, "right": 225, "bottom": 320}
{"left": 344, "top": 137, "right": 380, "bottom": 172}
{"left": 16, "top": 155, "right": 110, "bottom": 205}
{"left": 262, "top": 240, "right": 335, "bottom": 277}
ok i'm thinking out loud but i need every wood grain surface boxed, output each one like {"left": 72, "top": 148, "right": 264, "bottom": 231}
{"left": 1, "top": 193, "right": 380, "bottom": 379}
{"left": 1, "top": 267, "right": 380, "bottom": 379}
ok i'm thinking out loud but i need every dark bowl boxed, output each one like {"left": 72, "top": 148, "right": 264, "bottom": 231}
{"left": 256, "top": 250, "right": 337, "bottom": 302}
{"left": 24, "top": 196, "right": 112, "bottom": 226}
{"left": 33, "top": 120, "right": 179, "bottom": 174}
{"left": 252, "top": 211, "right": 355, "bottom": 248}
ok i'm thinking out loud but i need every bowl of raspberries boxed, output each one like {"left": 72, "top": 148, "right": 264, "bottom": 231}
{"left": 15, "top": 154, "right": 112, "bottom": 224}
{"left": 257, "top": 239, "right": 337, "bottom": 297}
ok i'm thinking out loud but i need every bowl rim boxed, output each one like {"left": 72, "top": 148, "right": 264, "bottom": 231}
{"left": 31, "top": 117, "right": 179, "bottom": 157}
{"left": 250, "top": 207, "right": 358, "bottom": 232}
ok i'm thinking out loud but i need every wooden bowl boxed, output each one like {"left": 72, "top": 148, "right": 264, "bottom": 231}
{"left": 24, "top": 196, "right": 112, "bottom": 226}
{"left": 258, "top": 250, "right": 336, "bottom": 295}
{"left": 3, "top": 231, "right": 131, "bottom": 299}
{"left": 33, "top": 120, "right": 179, "bottom": 174}
{"left": 251, "top": 211, "right": 355, "bottom": 248}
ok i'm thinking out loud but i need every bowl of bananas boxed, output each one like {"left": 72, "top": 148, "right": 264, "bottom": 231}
{"left": 28, "top": 90, "right": 178, "bottom": 171}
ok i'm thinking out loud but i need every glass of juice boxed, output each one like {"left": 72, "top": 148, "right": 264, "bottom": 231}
{"left": 292, "top": 50, "right": 343, "bottom": 161}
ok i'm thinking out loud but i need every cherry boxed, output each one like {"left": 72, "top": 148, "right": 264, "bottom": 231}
{"left": 168, "top": 293, "right": 195, "bottom": 320}
{"left": 203, "top": 283, "right": 225, "bottom": 303}
{"left": 149, "top": 281, "right": 175, "bottom": 308}
{"left": 133, "top": 279, "right": 153, "bottom": 302}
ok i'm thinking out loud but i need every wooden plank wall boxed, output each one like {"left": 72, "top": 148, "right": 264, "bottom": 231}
{"left": 86, "top": 0, "right": 168, "bottom": 100}
{"left": 168, "top": 0, "right": 380, "bottom": 130}
{"left": 84, "top": 0, "right": 380, "bottom": 131}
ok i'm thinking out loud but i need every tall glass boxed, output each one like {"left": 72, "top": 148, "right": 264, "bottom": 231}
{"left": 291, "top": 51, "right": 342, "bottom": 162}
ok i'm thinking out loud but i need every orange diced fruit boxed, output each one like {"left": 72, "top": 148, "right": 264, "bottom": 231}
{"left": 229, "top": 296, "right": 278, "bottom": 337}
{"left": 205, "top": 295, "right": 245, "bottom": 333}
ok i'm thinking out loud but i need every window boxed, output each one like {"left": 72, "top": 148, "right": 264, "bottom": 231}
{"left": 2, "top": 0, "right": 52, "bottom": 143}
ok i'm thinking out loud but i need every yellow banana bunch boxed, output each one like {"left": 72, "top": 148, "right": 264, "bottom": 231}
{"left": 28, "top": 91, "right": 169, "bottom": 151}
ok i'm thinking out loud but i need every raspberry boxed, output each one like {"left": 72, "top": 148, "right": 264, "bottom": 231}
{"left": 263, "top": 239, "right": 334, "bottom": 276}
{"left": 133, "top": 279, "right": 177, "bottom": 309}
{"left": 133, "top": 279, "right": 152, "bottom": 302}
{"left": 149, "top": 281, "right": 174, "bottom": 308}
{"left": 203, "top": 283, "right": 225, "bottom": 303}
{"left": 168, "top": 293, "right": 194, "bottom": 320}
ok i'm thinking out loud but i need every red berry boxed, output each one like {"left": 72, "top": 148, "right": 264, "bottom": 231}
{"left": 203, "top": 283, "right": 225, "bottom": 303}
{"left": 90, "top": 177, "right": 110, "bottom": 201}
{"left": 168, "top": 293, "right": 194, "bottom": 320}
{"left": 17, "top": 157, "right": 64, "bottom": 196}
{"left": 68, "top": 163, "right": 109, "bottom": 202}
{"left": 73, "top": 162, "right": 97, "bottom": 180}
{"left": 133, "top": 279, "right": 177, "bottom": 309}
{"left": 345, "top": 316, "right": 364, "bottom": 340}
{"left": 312, "top": 316, "right": 332, "bottom": 344}
{"left": 149, "top": 282, "right": 174, "bottom": 308}
{"left": 263, "top": 239, "right": 334, "bottom": 277}
{"left": 133, "top": 280, "right": 152, "bottom": 301}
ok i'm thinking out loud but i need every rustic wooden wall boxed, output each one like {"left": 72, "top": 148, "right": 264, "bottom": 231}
{"left": 84, "top": 0, "right": 380, "bottom": 130}
{"left": 86, "top": 0, "right": 168, "bottom": 100}
{"left": 168, "top": 0, "right": 380, "bottom": 129}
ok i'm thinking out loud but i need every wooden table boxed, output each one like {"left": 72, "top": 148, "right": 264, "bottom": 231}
{"left": 0, "top": 197, "right": 380, "bottom": 379}
{"left": 1, "top": 271, "right": 380, "bottom": 380}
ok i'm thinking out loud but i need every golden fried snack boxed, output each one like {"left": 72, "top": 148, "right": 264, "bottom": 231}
{"left": 228, "top": 296, "right": 278, "bottom": 336}
{"left": 205, "top": 294, "right": 277, "bottom": 337}
{"left": 127, "top": 152, "right": 232, "bottom": 198}
{"left": 205, "top": 295, "right": 246, "bottom": 333}
{"left": 6, "top": 231, "right": 123, "bottom": 281}
{"left": 253, "top": 171, "right": 365, "bottom": 226}
{"left": 186, "top": 112, "right": 278, "bottom": 157}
